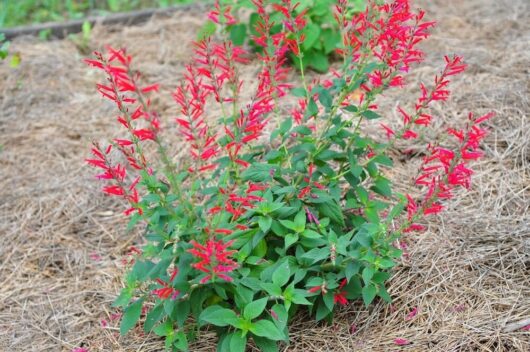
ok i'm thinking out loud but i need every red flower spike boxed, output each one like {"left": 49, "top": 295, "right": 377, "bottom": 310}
{"left": 188, "top": 239, "right": 238, "bottom": 284}
{"left": 333, "top": 279, "right": 348, "bottom": 305}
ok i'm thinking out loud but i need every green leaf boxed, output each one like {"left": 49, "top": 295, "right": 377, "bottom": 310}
{"left": 362, "top": 284, "right": 377, "bottom": 306}
{"left": 372, "top": 271, "right": 391, "bottom": 284}
{"left": 318, "top": 88, "right": 333, "bottom": 109}
{"left": 230, "top": 24, "right": 247, "bottom": 46}
{"left": 373, "top": 155, "right": 393, "bottom": 167}
{"left": 241, "top": 163, "right": 274, "bottom": 182}
{"left": 253, "top": 336, "right": 279, "bottom": 352}
{"left": 291, "top": 290, "right": 311, "bottom": 305}
{"left": 153, "top": 320, "right": 173, "bottom": 337}
{"left": 306, "top": 50, "right": 329, "bottom": 73}
{"left": 302, "top": 23, "right": 321, "bottom": 50}
{"left": 323, "top": 291, "right": 335, "bottom": 311}
{"left": 294, "top": 209, "right": 306, "bottom": 231}
{"left": 322, "top": 28, "right": 341, "bottom": 54}
{"left": 258, "top": 216, "right": 273, "bottom": 233}
{"left": 343, "top": 105, "right": 358, "bottom": 113}
{"left": 361, "top": 110, "right": 381, "bottom": 120}
{"left": 378, "top": 286, "right": 392, "bottom": 303}
{"left": 113, "top": 288, "right": 133, "bottom": 307}
{"left": 144, "top": 304, "right": 164, "bottom": 332}
{"left": 362, "top": 266, "right": 375, "bottom": 284}
{"left": 279, "top": 117, "right": 293, "bottom": 135}
{"left": 301, "top": 247, "right": 329, "bottom": 264}
{"left": 261, "top": 282, "right": 282, "bottom": 297}
{"left": 279, "top": 219, "right": 297, "bottom": 231}
{"left": 377, "top": 258, "right": 395, "bottom": 269}
{"left": 284, "top": 233, "right": 299, "bottom": 249}
{"left": 171, "top": 300, "right": 191, "bottom": 328}
{"left": 120, "top": 299, "right": 143, "bottom": 335}
{"left": 315, "top": 300, "right": 331, "bottom": 321}
{"left": 229, "top": 332, "right": 247, "bottom": 352}
{"left": 302, "top": 229, "right": 321, "bottom": 239}
{"left": 372, "top": 177, "right": 392, "bottom": 197}
{"left": 272, "top": 261, "right": 290, "bottom": 287}
{"left": 317, "top": 201, "right": 345, "bottom": 227}
{"left": 199, "top": 305, "right": 238, "bottom": 327}
{"left": 271, "top": 303, "right": 288, "bottom": 329}
{"left": 244, "top": 297, "right": 268, "bottom": 320}
{"left": 345, "top": 262, "right": 361, "bottom": 280}
{"left": 173, "top": 331, "right": 189, "bottom": 351}
{"left": 305, "top": 97, "right": 319, "bottom": 119}
{"left": 197, "top": 20, "right": 217, "bottom": 41}
{"left": 250, "top": 320, "right": 285, "bottom": 341}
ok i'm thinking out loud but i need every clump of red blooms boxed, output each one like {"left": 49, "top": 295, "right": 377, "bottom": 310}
{"left": 86, "top": 0, "right": 494, "bottom": 350}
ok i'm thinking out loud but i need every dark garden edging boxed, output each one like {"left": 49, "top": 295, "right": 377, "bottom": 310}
{"left": 1, "top": 2, "right": 209, "bottom": 40}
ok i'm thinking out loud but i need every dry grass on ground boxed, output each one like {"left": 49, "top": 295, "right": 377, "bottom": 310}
{"left": 0, "top": 0, "right": 528, "bottom": 351}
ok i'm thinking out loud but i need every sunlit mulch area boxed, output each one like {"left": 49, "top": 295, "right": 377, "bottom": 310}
{"left": 0, "top": 0, "right": 528, "bottom": 350}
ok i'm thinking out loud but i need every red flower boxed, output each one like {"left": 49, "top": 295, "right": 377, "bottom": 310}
{"left": 333, "top": 279, "right": 348, "bottom": 306}
{"left": 188, "top": 239, "right": 238, "bottom": 284}
{"left": 406, "top": 307, "right": 418, "bottom": 320}
{"left": 308, "top": 286, "right": 321, "bottom": 294}
{"left": 152, "top": 278, "right": 179, "bottom": 300}
{"left": 394, "top": 338, "right": 410, "bottom": 346}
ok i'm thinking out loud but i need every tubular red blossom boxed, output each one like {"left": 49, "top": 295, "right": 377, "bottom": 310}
{"left": 208, "top": 206, "right": 222, "bottom": 215}
{"left": 85, "top": 46, "right": 161, "bottom": 187}
{"left": 380, "top": 123, "right": 396, "bottom": 139}
{"left": 173, "top": 64, "right": 219, "bottom": 172}
{"left": 214, "top": 228, "right": 233, "bottom": 235}
{"left": 333, "top": 279, "right": 348, "bottom": 305}
{"left": 152, "top": 277, "right": 179, "bottom": 300}
{"left": 402, "top": 129, "right": 418, "bottom": 139}
{"left": 86, "top": 142, "right": 143, "bottom": 216}
{"left": 208, "top": 0, "right": 236, "bottom": 25}
{"left": 403, "top": 109, "right": 492, "bottom": 233}
{"left": 193, "top": 39, "right": 248, "bottom": 104}
{"left": 308, "top": 285, "right": 323, "bottom": 294}
{"left": 188, "top": 239, "right": 238, "bottom": 284}
{"left": 403, "top": 223, "right": 426, "bottom": 233}
{"left": 405, "top": 194, "right": 417, "bottom": 220}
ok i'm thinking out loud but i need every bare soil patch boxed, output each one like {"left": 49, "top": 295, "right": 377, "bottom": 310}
{"left": 0, "top": 0, "right": 528, "bottom": 351}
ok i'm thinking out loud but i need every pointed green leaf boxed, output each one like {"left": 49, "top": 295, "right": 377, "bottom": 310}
{"left": 253, "top": 336, "right": 279, "bottom": 352}
{"left": 250, "top": 320, "right": 285, "bottom": 341}
{"left": 258, "top": 216, "right": 273, "bottom": 233}
{"left": 199, "top": 305, "right": 238, "bottom": 327}
{"left": 362, "top": 266, "right": 375, "bottom": 284}
{"left": 362, "top": 284, "right": 377, "bottom": 306}
{"left": 284, "top": 233, "right": 299, "bottom": 249}
{"left": 229, "top": 332, "right": 247, "bottom": 352}
{"left": 244, "top": 297, "right": 268, "bottom": 320}
{"left": 272, "top": 261, "right": 290, "bottom": 287}
{"left": 120, "top": 299, "right": 143, "bottom": 335}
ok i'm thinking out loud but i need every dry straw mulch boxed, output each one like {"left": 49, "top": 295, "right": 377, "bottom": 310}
{"left": 0, "top": 0, "right": 528, "bottom": 351}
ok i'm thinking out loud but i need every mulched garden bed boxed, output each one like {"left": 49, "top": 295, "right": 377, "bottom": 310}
{"left": 0, "top": 0, "right": 528, "bottom": 350}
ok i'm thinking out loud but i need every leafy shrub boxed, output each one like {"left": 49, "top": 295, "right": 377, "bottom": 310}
{"left": 213, "top": 0, "right": 365, "bottom": 72}
{"left": 85, "top": 0, "right": 493, "bottom": 351}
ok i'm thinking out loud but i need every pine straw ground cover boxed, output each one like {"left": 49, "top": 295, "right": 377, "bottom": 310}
{"left": 0, "top": 0, "right": 528, "bottom": 351}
